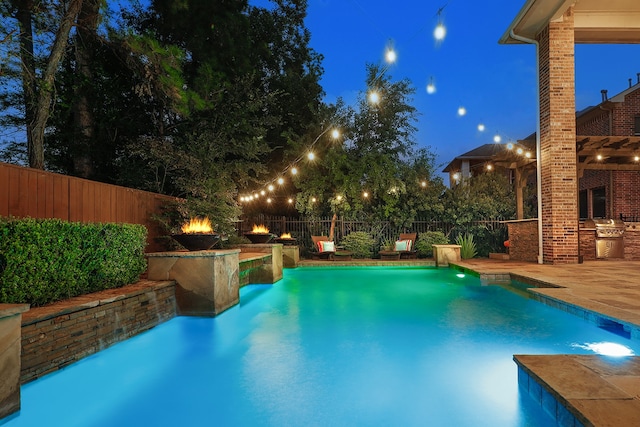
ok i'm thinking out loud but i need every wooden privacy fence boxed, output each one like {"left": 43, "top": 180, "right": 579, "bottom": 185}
{"left": 239, "top": 214, "right": 507, "bottom": 249}
{"left": 0, "top": 162, "right": 177, "bottom": 252}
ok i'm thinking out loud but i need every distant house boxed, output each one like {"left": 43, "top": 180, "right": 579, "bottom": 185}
{"left": 444, "top": 78, "right": 640, "bottom": 221}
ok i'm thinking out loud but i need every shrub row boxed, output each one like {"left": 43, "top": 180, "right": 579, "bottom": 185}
{"left": 0, "top": 218, "right": 147, "bottom": 306}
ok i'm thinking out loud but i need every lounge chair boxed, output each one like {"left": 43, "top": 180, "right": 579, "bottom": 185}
{"left": 311, "top": 235, "right": 336, "bottom": 260}
{"left": 395, "top": 233, "right": 418, "bottom": 259}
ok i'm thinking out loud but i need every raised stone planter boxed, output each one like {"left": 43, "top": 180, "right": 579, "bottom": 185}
{"left": 432, "top": 244, "right": 462, "bottom": 267}
{"left": 147, "top": 249, "right": 240, "bottom": 316}
{"left": 0, "top": 304, "right": 29, "bottom": 419}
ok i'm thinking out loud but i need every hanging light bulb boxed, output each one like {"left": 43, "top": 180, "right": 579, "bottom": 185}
{"left": 288, "top": 198, "right": 294, "bottom": 204}
{"left": 426, "top": 77, "right": 436, "bottom": 94}
{"left": 477, "top": 123, "right": 485, "bottom": 132}
{"left": 291, "top": 167, "right": 298, "bottom": 175}
{"left": 277, "top": 177, "right": 285, "bottom": 185}
{"left": 268, "top": 184, "right": 275, "bottom": 192}
{"left": 331, "top": 129, "right": 340, "bottom": 139}
{"left": 457, "top": 106, "right": 467, "bottom": 117}
{"left": 506, "top": 142, "right": 514, "bottom": 150}
{"left": 260, "top": 190, "right": 266, "bottom": 196}
{"left": 267, "top": 198, "right": 272, "bottom": 204}
{"left": 434, "top": 22, "right": 446, "bottom": 41}
{"left": 369, "top": 91, "right": 381, "bottom": 104}
{"left": 385, "top": 48, "right": 397, "bottom": 64}
{"left": 307, "top": 152, "right": 315, "bottom": 161}
{"left": 421, "top": 181, "right": 427, "bottom": 188}
{"left": 311, "top": 197, "right": 317, "bottom": 203}
{"left": 363, "top": 191, "right": 369, "bottom": 198}
{"left": 493, "top": 134, "right": 502, "bottom": 143}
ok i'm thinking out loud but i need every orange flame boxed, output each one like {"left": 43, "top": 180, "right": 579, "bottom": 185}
{"left": 251, "top": 224, "right": 270, "bottom": 233}
{"left": 280, "top": 232, "right": 292, "bottom": 239}
{"left": 181, "top": 217, "right": 213, "bottom": 234}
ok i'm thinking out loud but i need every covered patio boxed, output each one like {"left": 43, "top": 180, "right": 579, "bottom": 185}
{"left": 500, "top": 0, "right": 640, "bottom": 264}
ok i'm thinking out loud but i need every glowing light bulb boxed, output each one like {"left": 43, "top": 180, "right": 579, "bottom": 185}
{"left": 426, "top": 82, "right": 436, "bottom": 94}
{"left": 596, "top": 154, "right": 603, "bottom": 161}
{"left": 260, "top": 190, "right": 266, "bottom": 196}
{"left": 385, "top": 49, "right": 397, "bottom": 63}
{"left": 493, "top": 134, "right": 502, "bottom": 143}
{"left": 421, "top": 181, "right": 427, "bottom": 188}
{"left": 254, "top": 193, "right": 259, "bottom": 199}
{"left": 635, "top": 155, "right": 640, "bottom": 162}
{"left": 525, "top": 152, "right": 532, "bottom": 158}
{"left": 516, "top": 147, "right": 523, "bottom": 155}
{"left": 240, "top": 196, "right": 245, "bottom": 202}
{"left": 311, "top": 197, "right": 317, "bottom": 203}
{"left": 291, "top": 167, "right": 298, "bottom": 175}
{"left": 369, "top": 91, "right": 380, "bottom": 104}
{"left": 268, "top": 184, "right": 274, "bottom": 192}
{"left": 457, "top": 106, "right": 466, "bottom": 116}
{"left": 434, "top": 23, "right": 446, "bottom": 41}
{"left": 288, "top": 198, "right": 293, "bottom": 204}
{"left": 277, "top": 177, "right": 284, "bottom": 185}
{"left": 486, "top": 164, "right": 493, "bottom": 171}
{"left": 336, "top": 195, "right": 343, "bottom": 201}
{"left": 478, "top": 123, "right": 485, "bottom": 132}
{"left": 331, "top": 129, "right": 340, "bottom": 139}
{"left": 506, "top": 143, "right": 514, "bottom": 150}
{"left": 363, "top": 191, "right": 369, "bottom": 198}
{"left": 267, "top": 198, "right": 272, "bottom": 203}
{"left": 307, "top": 152, "right": 315, "bottom": 161}
{"left": 453, "top": 173, "right": 460, "bottom": 181}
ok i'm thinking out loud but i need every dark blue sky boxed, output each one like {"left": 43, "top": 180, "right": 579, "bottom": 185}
{"left": 254, "top": 0, "right": 640, "bottom": 175}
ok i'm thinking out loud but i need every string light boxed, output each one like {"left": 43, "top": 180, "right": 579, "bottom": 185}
{"left": 457, "top": 106, "right": 467, "bottom": 117}
{"left": 478, "top": 123, "right": 485, "bottom": 132}
{"left": 291, "top": 167, "right": 298, "bottom": 175}
{"left": 434, "top": 22, "right": 446, "bottom": 41}
{"left": 421, "top": 181, "right": 427, "bottom": 188}
{"left": 331, "top": 129, "right": 341, "bottom": 139}
{"left": 635, "top": 155, "right": 640, "bottom": 162}
{"left": 268, "top": 184, "right": 274, "bottom": 192}
{"left": 426, "top": 77, "right": 436, "bottom": 94}
{"left": 288, "top": 198, "right": 294, "bottom": 204}
{"left": 277, "top": 177, "right": 285, "bottom": 185}
{"left": 307, "top": 152, "right": 315, "bottom": 161}
{"left": 369, "top": 91, "right": 381, "bottom": 104}
{"left": 493, "top": 134, "right": 502, "bottom": 143}
{"left": 385, "top": 48, "right": 397, "bottom": 64}
{"left": 311, "top": 197, "right": 317, "bottom": 203}
{"left": 363, "top": 191, "right": 369, "bottom": 198}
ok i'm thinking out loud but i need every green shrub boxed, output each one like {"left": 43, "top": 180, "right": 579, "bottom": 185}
{"left": 455, "top": 233, "right": 478, "bottom": 259}
{"left": 0, "top": 218, "right": 147, "bottom": 306}
{"left": 414, "top": 231, "right": 449, "bottom": 258}
{"left": 340, "top": 231, "right": 375, "bottom": 259}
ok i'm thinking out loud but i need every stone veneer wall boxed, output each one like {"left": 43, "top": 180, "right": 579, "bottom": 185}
{"left": 20, "top": 280, "right": 176, "bottom": 384}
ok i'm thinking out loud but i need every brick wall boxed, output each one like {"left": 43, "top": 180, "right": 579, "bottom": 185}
{"left": 578, "top": 112, "right": 610, "bottom": 135}
{"left": 20, "top": 280, "right": 176, "bottom": 384}
{"left": 613, "top": 171, "right": 640, "bottom": 219}
{"left": 537, "top": 8, "right": 579, "bottom": 264}
{"left": 612, "top": 89, "right": 640, "bottom": 135}
{"left": 507, "top": 221, "right": 539, "bottom": 262}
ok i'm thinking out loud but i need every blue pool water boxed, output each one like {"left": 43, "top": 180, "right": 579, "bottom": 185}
{"left": 4, "top": 267, "right": 639, "bottom": 426}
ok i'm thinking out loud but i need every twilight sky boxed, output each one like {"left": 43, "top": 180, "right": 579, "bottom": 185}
{"left": 254, "top": 0, "right": 640, "bottom": 177}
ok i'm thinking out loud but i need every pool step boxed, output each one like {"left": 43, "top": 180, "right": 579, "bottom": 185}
{"left": 514, "top": 354, "right": 640, "bottom": 426}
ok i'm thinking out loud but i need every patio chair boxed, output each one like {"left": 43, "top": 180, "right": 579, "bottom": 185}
{"left": 311, "top": 235, "right": 336, "bottom": 260}
{"left": 395, "top": 233, "right": 418, "bottom": 259}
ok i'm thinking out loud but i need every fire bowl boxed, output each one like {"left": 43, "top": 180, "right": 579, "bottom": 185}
{"left": 244, "top": 232, "right": 275, "bottom": 244}
{"left": 275, "top": 237, "right": 297, "bottom": 246}
{"left": 171, "top": 233, "right": 220, "bottom": 251}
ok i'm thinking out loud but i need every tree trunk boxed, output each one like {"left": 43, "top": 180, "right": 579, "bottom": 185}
{"left": 329, "top": 212, "right": 337, "bottom": 241}
{"left": 29, "top": 0, "right": 83, "bottom": 170}
{"left": 72, "top": 0, "right": 100, "bottom": 178}
{"left": 14, "top": 0, "right": 36, "bottom": 166}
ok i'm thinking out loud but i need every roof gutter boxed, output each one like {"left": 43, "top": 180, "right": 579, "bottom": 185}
{"left": 509, "top": 29, "right": 544, "bottom": 265}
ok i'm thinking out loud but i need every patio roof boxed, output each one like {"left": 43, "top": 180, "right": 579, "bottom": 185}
{"left": 500, "top": 0, "right": 640, "bottom": 44}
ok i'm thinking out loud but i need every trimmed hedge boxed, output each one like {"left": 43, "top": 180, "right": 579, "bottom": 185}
{"left": 340, "top": 231, "right": 375, "bottom": 259}
{"left": 0, "top": 218, "right": 147, "bottom": 306}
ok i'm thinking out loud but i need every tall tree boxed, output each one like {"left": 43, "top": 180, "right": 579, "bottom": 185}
{"left": 6, "top": 0, "right": 83, "bottom": 169}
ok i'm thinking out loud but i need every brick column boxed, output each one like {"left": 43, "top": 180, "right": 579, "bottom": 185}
{"left": 536, "top": 7, "right": 579, "bottom": 264}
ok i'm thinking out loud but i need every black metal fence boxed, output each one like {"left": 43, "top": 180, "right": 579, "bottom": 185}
{"left": 237, "top": 215, "right": 508, "bottom": 256}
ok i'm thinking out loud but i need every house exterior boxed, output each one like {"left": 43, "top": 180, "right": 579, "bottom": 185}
{"left": 444, "top": 79, "right": 640, "bottom": 261}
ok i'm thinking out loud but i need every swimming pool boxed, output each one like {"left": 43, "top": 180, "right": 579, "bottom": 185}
{"left": 4, "top": 267, "right": 638, "bottom": 426}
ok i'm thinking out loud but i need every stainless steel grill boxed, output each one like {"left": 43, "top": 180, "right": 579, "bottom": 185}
{"left": 585, "top": 219, "right": 625, "bottom": 259}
